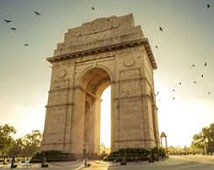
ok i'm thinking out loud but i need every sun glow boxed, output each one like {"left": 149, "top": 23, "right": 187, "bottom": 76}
{"left": 100, "top": 86, "right": 111, "bottom": 148}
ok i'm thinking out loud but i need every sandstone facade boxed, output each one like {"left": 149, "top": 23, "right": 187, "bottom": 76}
{"left": 42, "top": 14, "right": 160, "bottom": 158}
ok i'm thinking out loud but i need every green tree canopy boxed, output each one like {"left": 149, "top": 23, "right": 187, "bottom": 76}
{"left": 8, "top": 138, "right": 24, "bottom": 156}
{"left": 22, "top": 130, "right": 42, "bottom": 157}
{"left": 192, "top": 123, "right": 214, "bottom": 154}
{"left": 0, "top": 125, "right": 42, "bottom": 157}
{"left": 0, "top": 124, "right": 16, "bottom": 155}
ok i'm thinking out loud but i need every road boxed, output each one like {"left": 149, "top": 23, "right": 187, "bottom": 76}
{"left": 1, "top": 155, "right": 214, "bottom": 169}
{"left": 86, "top": 155, "right": 214, "bottom": 170}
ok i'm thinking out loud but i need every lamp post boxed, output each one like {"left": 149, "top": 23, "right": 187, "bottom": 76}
{"left": 205, "top": 138, "right": 208, "bottom": 155}
{"left": 83, "top": 144, "right": 87, "bottom": 167}
{"left": 192, "top": 142, "right": 195, "bottom": 155}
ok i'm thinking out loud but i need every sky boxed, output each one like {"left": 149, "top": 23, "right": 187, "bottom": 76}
{"left": 0, "top": 0, "right": 214, "bottom": 148}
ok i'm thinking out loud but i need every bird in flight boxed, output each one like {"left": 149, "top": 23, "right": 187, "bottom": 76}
{"left": 10, "top": 27, "right": 17, "bottom": 31}
{"left": 24, "top": 43, "right": 29, "bottom": 47}
{"left": 201, "top": 74, "right": 204, "bottom": 78}
{"left": 173, "top": 97, "right": 175, "bottom": 100}
{"left": 179, "top": 82, "right": 182, "bottom": 85}
{"left": 155, "top": 45, "right": 158, "bottom": 49}
{"left": 207, "top": 3, "right": 210, "bottom": 9}
{"left": 208, "top": 92, "right": 211, "bottom": 95}
{"left": 159, "top": 26, "right": 163, "bottom": 32}
{"left": 193, "top": 81, "right": 197, "bottom": 84}
{"left": 91, "top": 7, "right": 95, "bottom": 10}
{"left": 34, "top": 11, "right": 41, "bottom": 16}
{"left": 4, "top": 19, "right": 12, "bottom": 24}
{"left": 204, "top": 62, "right": 207, "bottom": 67}
{"left": 192, "top": 64, "right": 195, "bottom": 67}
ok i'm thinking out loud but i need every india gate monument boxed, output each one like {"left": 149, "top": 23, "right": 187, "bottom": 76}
{"left": 42, "top": 14, "right": 160, "bottom": 158}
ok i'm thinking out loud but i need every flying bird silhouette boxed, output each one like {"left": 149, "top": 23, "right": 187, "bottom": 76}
{"left": 155, "top": 45, "right": 158, "bottom": 49}
{"left": 91, "top": 7, "right": 95, "bottom": 10}
{"left": 207, "top": 3, "right": 210, "bottom": 8}
{"left": 24, "top": 43, "right": 29, "bottom": 47}
{"left": 201, "top": 74, "right": 204, "bottom": 78}
{"left": 208, "top": 92, "right": 211, "bottom": 95}
{"left": 159, "top": 26, "right": 163, "bottom": 32}
{"left": 4, "top": 19, "right": 12, "bottom": 24}
{"left": 34, "top": 11, "right": 41, "bottom": 16}
{"left": 173, "top": 97, "right": 175, "bottom": 100}
{"left": 193, "top": 81, "right": 197, "bottom": 84}
{"left": 204, "top": 62, "right": 207, "bottom": 67}
{"left": 10, "top": 27, "right": 17, "bottom": 31}
{"left": 192, "top": 64, "right": 195, "bottom": 67}
{"left": 179, "top": 82, "right": 182, "bottom": 85}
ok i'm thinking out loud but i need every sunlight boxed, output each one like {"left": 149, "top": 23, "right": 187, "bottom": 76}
{"left": 100, "top": 86, "right": 111, "bottom": 149}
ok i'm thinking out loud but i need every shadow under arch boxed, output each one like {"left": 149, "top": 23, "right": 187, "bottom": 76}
{"left": 78, "top": 65, "right": 114, "bottom": 87}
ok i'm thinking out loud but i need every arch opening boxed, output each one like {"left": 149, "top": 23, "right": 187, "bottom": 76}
{"left": 80, "top": 67, "right": 112, "bottom": 156}
{"left": 100, "top": 86, "right": 111, "bottom": 154}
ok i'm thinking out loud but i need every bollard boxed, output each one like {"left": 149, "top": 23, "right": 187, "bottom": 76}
{"left": 10, "top": 156, "right": 17, "bottom": 169}
{"left": 148, "top": 151, "right": 154, "bottom": 163}
{"left": 120, "top": 149, "right": 127, "bottom": 165}
{"left": 83, "top": 144, "right": 88, "bottom": 167}
{"left": 3, "top": 156, "right": 7, "bottom": 165}
{"left": 41, "top": 152, "right": 48, "bottom": 168}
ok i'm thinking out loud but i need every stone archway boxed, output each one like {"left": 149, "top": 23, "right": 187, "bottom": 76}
{"left": 80, "top": 67, "right": 112, "bottom": 156}
{"left": 42, "top": 14, "right": 160, "bottom": 158}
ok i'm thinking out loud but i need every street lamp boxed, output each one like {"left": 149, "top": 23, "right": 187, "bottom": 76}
{"left": 191, "top": 141, "right": 195, "bottom": 155}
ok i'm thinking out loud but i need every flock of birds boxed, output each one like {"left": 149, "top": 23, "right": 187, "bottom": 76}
{"left": 155, "top": 3, "right": 212, "bottom": 102}
{"left": 155, "top": 33, "right": 210, "bottom": 102}
{"left": 2, "top": 10, "right": 41, "bottom": 47}
{"left": 2, "top": 2, "right": 213, "bottom": 102}
{"left": 155, "top": 61, "right": 211, "bottom": 101}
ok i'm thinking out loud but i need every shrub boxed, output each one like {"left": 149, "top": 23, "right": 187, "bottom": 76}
{"left": 104, "top": 147, "right": 166, "bottom": 162}
{"left": 30, "top": 150, "right": 76, "bottom": 163}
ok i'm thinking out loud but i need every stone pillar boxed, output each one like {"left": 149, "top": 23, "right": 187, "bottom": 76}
{"left": 70, "top": 87, "right": 86, "bottom": 158}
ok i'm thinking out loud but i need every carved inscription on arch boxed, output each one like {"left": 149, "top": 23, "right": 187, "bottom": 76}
{"left": 120, "top": 69, "right": 140, "bottom": 80}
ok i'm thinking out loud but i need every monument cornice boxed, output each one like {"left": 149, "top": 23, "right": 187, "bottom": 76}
{"left": 47, "top": 38, "right": 157, "bottom": 69}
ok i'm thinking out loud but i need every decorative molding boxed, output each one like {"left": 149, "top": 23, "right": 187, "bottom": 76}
{"left": 114, "top": 139, "right": 155, "bottom": 142}
{"left": 124, "top": 58, "right": 135, "bottom": 67}
{"left": 47, "top": 38, "right": 157, "bottom": 69}
{"left": 46, "top": 103, "right": 74, "bottom": 108}
{"left": 49, "top": 87, "right": 69, "bottom": 93}
{"left": 57, "top": 69, "right": 66, "bottom": 78}
{"left": 42, "top": 142, "right": 71, "bottom": 145}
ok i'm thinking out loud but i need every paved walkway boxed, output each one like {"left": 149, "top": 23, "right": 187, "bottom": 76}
{"left": 1, "top": 155, "right": 214, "bottom": 169}
{"left": 0, "top": 160, "right": 84, "bottom": 170}
{"left": 86, "top": 155, "right": 214, "bottom": 170}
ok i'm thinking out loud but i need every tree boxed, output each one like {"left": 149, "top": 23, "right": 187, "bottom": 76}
{"left": 0, "top": 124, "right": 42, "bottom": 157}
{"left": 192, "top": 123, "right": 214, "bottom": 154}
{"left": 8, "top": 138, "right": 24, "bottom": 156}
{"left": 22, "top": 130, "right": 42, "bottom": 157}
{"left": 0, "top": 124, "right": 16, "bottom": 155}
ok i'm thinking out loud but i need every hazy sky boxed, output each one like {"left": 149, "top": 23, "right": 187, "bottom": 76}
{"left": 0, "top": 0, "right": 214, "bottom": 148}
